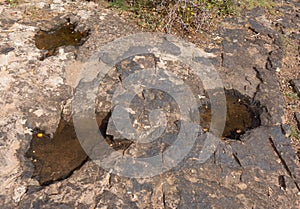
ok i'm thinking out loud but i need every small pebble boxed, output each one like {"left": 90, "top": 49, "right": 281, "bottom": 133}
{"left": 203, "top": 128, "right": 208, "bottom": 132}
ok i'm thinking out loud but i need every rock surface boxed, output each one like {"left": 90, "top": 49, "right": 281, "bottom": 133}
{"left": 295, "top": 112, "right": 300, "bottom": 130}
{"left": 0, "top": 0, "right": 299, "bottom": 208}
{"left": 291, "top": 79, "right": 300, "bottom": 98}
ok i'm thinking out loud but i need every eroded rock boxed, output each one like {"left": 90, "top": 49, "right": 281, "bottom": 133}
{"left": 1, "top": 0, "right": 300, "bottom": 208}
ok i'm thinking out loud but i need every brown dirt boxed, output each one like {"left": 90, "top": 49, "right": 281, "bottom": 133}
{"left": 277, "top": 35, "right": 300, "bottom": 150}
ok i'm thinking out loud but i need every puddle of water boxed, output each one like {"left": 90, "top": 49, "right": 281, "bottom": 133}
{"left": 200, "top": 89, "right": 262, "bottom": 139}
{"left": 25, "top": 90, "right": 262, "bottom": 185}
{"left": 99, "top": 89, "right": 263, "bottom": 152}
{"left": 25, "top": 117, "right": 89, "bottom": 185}
{"left": 35, "top": 20, "right": 89, "bottom": 59}
{"left": 25, "top": 112, "right": 131, "bottom": 185}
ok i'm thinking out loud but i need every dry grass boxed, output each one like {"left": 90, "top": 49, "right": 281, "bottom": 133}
{"left": 106, "top": 0, "right": 276, "bottom": 33}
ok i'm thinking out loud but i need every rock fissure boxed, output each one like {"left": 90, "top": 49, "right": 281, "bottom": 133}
{"left": 268, "top": 136, "right": 300, "bottom": 192}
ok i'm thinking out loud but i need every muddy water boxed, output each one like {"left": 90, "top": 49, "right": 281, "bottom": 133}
{"left": 200, "top": 89, "right": 262, "bottom": 139}
{"left": 35, "top": 20, "right": 89, "bottom": 59}
{"left": 25, "top": 112, "right": 109, "bottom": 185}
{"left": 26, "top": 90, "right": 262, "bottom": 184}
{"left": 25, "top": 111, "right": 133, "bottom": 185}
{"left": 25, "top": 119, "right": 88, "bottom": 185}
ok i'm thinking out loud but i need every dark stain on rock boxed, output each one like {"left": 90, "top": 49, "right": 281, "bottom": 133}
{"left": 25, "top": 118, "right": 88, "bottom": 185}
{"left": 35, "top": 19, "right": 90, "bottom": 60}
{"left": 99, "top": 52, "right": 114, "bottom": 65}
{"left": 161, "top": 38, "right": 181, "bottom": 55}
{"left": 192, "top": 56, "right": 210, "bottom": 66}
{"left": 0, "top": 47, "right": 14, "bottom": 55}
{"left": 200, "top": 89, "right": 262, "bottom": 140}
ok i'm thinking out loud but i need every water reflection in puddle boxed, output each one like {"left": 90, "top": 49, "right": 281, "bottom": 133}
{"left": 200, "top": 89, "right": 262, "bottom": 139}
{"left": 35, "top": 19, "right": 89, "bottom": 60}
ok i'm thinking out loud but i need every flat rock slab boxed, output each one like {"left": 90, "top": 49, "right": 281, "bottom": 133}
{"left": 104, "top": 54, "right": 195, "bottom": 158}
{"left": 1, "top": 0, "right": 300, "bottom": 208}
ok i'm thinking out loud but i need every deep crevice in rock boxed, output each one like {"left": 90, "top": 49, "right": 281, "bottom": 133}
{"left": 269, "top": 136, "right": 300, "bottom": 192}
{"left": 98, "top": 111, "right": 134, "bottom": 152}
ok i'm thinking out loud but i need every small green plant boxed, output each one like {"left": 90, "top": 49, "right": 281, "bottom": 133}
{"left": 290, "top": 126, "right": 300, "bottom": 140}
{"left": 203, "top": 0, "right": 236, "bottom": 15}
{"left": 285, "top": 92, "right": 299, "bottom": 100}
{"left": 108, "top": 0, "right": 129, "bottom": 10}
{"left": 6, "top": 0, "right": 19, "bottom": 6}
